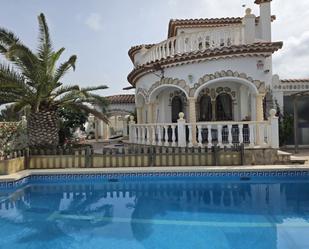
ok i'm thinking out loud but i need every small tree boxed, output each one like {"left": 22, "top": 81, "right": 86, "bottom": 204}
{"left": 58, "top": 107, "right": 88, "bottom": 145}
{"left": 275, "top": 100, "right": 293, "bottom": 146}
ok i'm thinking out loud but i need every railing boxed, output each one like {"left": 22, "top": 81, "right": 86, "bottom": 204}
{"left": 139, "top": 26, "right": 243, "bottom": 65}
{"left": 129, "top": 111, "right": 279, "bottom": 149}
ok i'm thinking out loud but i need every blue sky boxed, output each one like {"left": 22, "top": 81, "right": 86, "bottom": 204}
{"left": 1, "top": 0, "right": 309, "bottom": 96}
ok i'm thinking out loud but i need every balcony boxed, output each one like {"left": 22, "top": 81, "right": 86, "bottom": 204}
{"left": 137, "top": 26, "right": 244, "bottom": 66}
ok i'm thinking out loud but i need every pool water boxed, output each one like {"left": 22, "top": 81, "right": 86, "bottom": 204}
{"left": 1, "top": 177, "right": 309, "bottom": 249}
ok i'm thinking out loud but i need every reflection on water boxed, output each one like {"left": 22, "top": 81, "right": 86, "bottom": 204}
{"left": 0, "top": 180, "right": 309, "bottom": 249}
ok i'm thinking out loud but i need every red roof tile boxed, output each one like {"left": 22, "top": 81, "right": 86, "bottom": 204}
{"left": 127, "top": 42, "right": 283, "bottom": 86}
{"left": 106, "top": 94, "right": 135, "bottom": 104}
{"left": 281, "top": 79, "right": 309, "bottom": 83}
{"left": 167, "top": 16, "right": 276, "bottom": 38}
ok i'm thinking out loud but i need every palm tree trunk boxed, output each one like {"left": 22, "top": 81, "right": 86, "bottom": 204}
{"left": 27, "top": 111, "right": 59, "bottom": 146}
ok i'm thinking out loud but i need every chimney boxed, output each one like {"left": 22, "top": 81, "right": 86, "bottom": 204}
{"left": 255, "top": 0, "right": 272, "bottom": 41}
{"left": 242, "top": 8, "right": 256, "bottom": 44}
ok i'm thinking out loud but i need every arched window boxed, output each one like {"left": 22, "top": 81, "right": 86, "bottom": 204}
{"left": 216, "top": 93, "right": 232, "bottom": 121}
{"left": 199, "top": 95, "right": 212, "bottom": 121}
{"left": 171, "top": 96, "right": 183, "bottom": 123}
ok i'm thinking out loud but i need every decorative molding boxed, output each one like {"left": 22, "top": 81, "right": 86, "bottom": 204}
{"left": 169, "top": 90, "right": 188, "bottom": 106}
{"left": 1, "top": 171, "right": 309, "bottom": 189}
{"left": 192, "top": 70, "right": 265, "bottom": 97}
{"left": 273, "top": 83, "right": 309, "bottom": 92}
{"left": 148, "top": 77, "right": 190, "bottom": 102}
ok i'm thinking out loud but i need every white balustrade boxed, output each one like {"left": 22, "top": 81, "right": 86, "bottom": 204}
{"left": 128, "top": 111, "right": 279, "bottom": 149}
{"left": 140, "top": 26, "right": 243, "bottom": 65}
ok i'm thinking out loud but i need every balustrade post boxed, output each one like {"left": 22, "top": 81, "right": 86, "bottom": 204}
{"left": 129, "top": 116, "right": 136, "bottom": 143}
{"left": 228, "top": 124, "right": 233, "bottom": 147}
{"left": 207, "top": 125, "right": 212, "bottom": 148}
{"left": 239, "top": 124, "right": 244, "bottom": 144}
{"left": 197, "top": 125, "right": 203, "bottom": 147}
{"left": 217, "top": 125, "right": 223, "bottom": 148}
{"left": 171, "top": 125, "right": 176, "bottom": 147}
{"left": 269, "top": 109, "right": 279, "bottom": 149}
{"left": 146, "top": 126, "right": 151, "bottom": 145}
{"left": 140, "top": 126, "right": 144, "bottom": 144}
{"left": 177, "top": 112, "right": 186, "bottom": 147}
{"left": 157, "top": 126, "right": 162, "bottom": 146}
{"left": 152, "top": 125, "right": 156, "bottom": 146}
{"left": 164, "top": 125, "right": 169, "bottom": 146}
{"left": 249, "top": 124, "right": 255, "bottom": 148}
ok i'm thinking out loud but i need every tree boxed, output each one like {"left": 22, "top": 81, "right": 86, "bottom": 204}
{"left": 0, "top": 13, "right": 109, "bottom": 146}
{"left": 0, "top": 105, "right": 23, "bottom": 121}
{"left": 58, "top": 107, "right": 88, "bottom": 145}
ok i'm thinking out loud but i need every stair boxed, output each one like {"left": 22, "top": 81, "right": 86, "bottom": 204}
{"left": 277, "top": 150, "right": 307, "bottom": 165}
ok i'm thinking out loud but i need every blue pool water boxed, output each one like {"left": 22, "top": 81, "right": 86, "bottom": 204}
{"left": 1, "top": 175, "right": 309, "bottom": 249}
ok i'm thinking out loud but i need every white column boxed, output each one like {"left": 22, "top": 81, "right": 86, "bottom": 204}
{"left": 177, "top": 112, "right": 186, "bottom": 147}
{"left": 269, "top": 109, "right": 279, "bottom": 149}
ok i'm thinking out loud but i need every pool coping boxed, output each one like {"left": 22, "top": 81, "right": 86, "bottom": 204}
{"left": 1, "top": 165, "right": 309, "bottom": 183}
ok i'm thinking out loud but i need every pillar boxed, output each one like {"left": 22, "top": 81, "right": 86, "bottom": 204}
{"left": 136, "top": 107, "right": 143, "bottom": 124}
{"left": 103, "top": 122, "right": 109, "bottom": 140}
{"left": 188, "top": 97, "right": 197, "bottom": 144}
{"left": 122, "top": 116, "right": 128, "bottom": 136}
{"left": 256, "top": 94, "right": 264, "bottom": 121}
{"left": 147, "top": 103, "right": 154, "bottom": 124}
{"left": 256, "top": 94, "right": 265, "bottom": 146}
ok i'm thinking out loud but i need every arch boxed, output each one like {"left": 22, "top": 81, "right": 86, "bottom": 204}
{"left": 193, "top": 71, "right": 265, "bottom": 99}
{"left": 194, "top": 76, "right": 259, "bottom": 99}
{"left": 136, "top": 91, "right": 147, "bottom": 108}
{"left": 216, "top": 93, "right": 233, "bottom": 121}
{"left": 148, "top": 84, "right": 189, "bottom": 103}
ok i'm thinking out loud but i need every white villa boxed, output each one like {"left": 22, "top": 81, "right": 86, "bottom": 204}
{"left": 125, "top": 0, "right": 309, "bottom": 148}
{"left": 88, "top": 0, "right": 309, "bottom": 148}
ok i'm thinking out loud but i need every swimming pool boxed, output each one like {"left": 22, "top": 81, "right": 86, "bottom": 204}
{"left": 1, "top": 172, "right": 309, "bottom": 249}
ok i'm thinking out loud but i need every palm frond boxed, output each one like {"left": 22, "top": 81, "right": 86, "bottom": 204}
{"left": 0, "top": 27, "right": 19, "bottom": 47}
{"left": 5, "top": 43, "right": 38, "bottom": 80}
{"left": 51, "top": 85, "right": 80, "bottom": 98}
{"left": 37, "top": 13, "right": 53, "bottom": 62}
{"left": 80, "top": 85, "right": 108, "bottom": 92}
{"left": 53, "top": 55, "right": 77, "bottom": 84}
{"left": 48, "top": 47, "right": 65, "bottom": 75}
{"left": 68, "top": 103, "right": 109, "bottom": 123}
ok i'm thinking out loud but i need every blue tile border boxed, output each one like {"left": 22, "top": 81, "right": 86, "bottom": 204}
{"left": 0, "top": 170, "right": 309, "bottom": 189}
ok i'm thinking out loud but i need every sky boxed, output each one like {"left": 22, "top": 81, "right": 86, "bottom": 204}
{"left": 0, "top": 0, "right": 309, "bottom": 97}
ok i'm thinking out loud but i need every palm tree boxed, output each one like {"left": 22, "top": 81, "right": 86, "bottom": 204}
{"left": 0, "top": 13, "right": 109, "bottom": 146}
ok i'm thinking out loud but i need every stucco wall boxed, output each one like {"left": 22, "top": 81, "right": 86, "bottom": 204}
{"left": 136, "top": 56, "right": 272, "bottom": 93}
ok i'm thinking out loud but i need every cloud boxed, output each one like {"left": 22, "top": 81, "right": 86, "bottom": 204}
{"left": 85, "top": 13, "right": 103, "bottom": 31}
{"left": 273, "top": 31, "right": 309, "bottom": 78}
